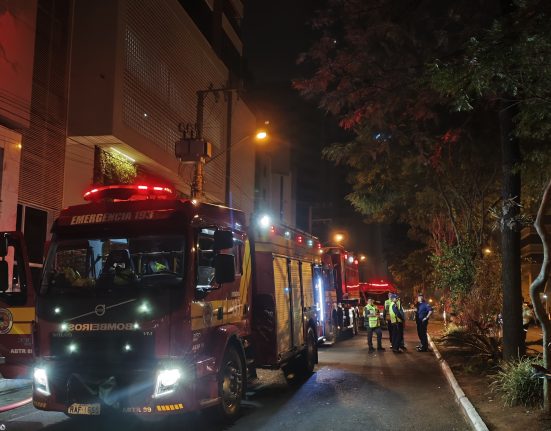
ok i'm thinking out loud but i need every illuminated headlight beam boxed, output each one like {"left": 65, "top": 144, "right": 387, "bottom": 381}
{"left": 34, "top": 368, "right": 50, "bottom": 396}
{"left": 153, "top": 369, "right": 182, "bottom": 398}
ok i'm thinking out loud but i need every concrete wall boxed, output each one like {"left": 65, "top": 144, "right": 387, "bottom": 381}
{"left": 0, "top": 126, "right": 22, "bottom": 230}
{"left": 0, "top": 1, "right": 37, "bottom": 129}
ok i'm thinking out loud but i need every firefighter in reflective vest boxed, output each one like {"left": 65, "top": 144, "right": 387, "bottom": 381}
{"left": 383, "top": 292, "right": 394, "bottom": 346}
{"left": 389, "top": 294, "right": 405, "bottom": 353}
{"left": 364, "top": 298, "right": 385, "bottom": 352}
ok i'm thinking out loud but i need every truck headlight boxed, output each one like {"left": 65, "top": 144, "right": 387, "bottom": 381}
{"left": 153, "top": 369, "right": 181, "bottom": 398}
{"left": 34, "top": 367, "right": 50, "bottom": 396}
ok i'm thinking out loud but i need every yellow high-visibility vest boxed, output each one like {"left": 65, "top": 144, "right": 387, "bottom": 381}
{"left": 384, "top": 299, "right": 392, "bottom": 321}
{"left": 389, "top": 302, "right": 402, "bottom": 323}
{"left": 364, "top": 304, "right": 379, "bottom": 328}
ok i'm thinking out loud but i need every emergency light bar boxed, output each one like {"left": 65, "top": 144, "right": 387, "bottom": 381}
{"left": 83, "top": 184, "right": 174, "bottom": 201}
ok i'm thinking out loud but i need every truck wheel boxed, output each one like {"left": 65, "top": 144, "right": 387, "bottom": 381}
{"left": 303, "top": 327, "right": 318, "bottom": 374}
{"left": 217, "top": 345, "right": 244, "bottom": 421}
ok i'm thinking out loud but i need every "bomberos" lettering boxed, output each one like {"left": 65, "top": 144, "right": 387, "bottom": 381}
{"left": 67, "top": 323, "right": 134, "bottom": 331}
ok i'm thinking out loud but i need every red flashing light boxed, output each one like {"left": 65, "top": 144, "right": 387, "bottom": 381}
{"left": 83, "top": 184, "right": 174, "bottom": 201}
{"left": 317, "top": 242, "right": 322, "bottom": 249}
{"left": 344, "top": 254, "right": 348, "bottom": 260}
{"left": 370, "top": 283, "right": 389, "bottom": 287}
{"left": 297, "top": 235, "right": 303, "bottom": 244}
{"left": 270, "top": 225, "right": 276, "bottom": 234}
{"left": 354, "top": 259, "right": 359, "bottom": 265}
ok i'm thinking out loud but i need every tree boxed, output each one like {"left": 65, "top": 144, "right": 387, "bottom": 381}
{"left": 294, "top": 0, "right": 503, "bottom": 236}
{"left": 530, "top": 178, "right": 551, "bottom": 412}
{"left": 430, "top": 0, "right": 551, "bottom": 359}
{"left": 297, "top": 0, "right": 551, "bottom": 360}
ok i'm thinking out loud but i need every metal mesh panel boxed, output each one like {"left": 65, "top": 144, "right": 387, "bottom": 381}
{"left": 302, "top": 263, "right": 314, "bottom": 309}
{"left": 18, "top": 1, "right": 70, "bottom": 212}
{"left": 123, "top": 0, "right": 228, "bottom": 201}
{"left": 273, "top": 256, "right": 291, "bottom": 355}
{"left": 289, "top": 260, "right": 303, "bottom": 346}
{"left": 120, "top": 0, "right": 258, "bottom": 206}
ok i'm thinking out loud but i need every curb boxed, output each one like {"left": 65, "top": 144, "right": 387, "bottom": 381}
{"left": 428, "top": 334, "right": 489, "bottom": 431}
{"left": 0, "top": 379, "right": 32, "bottom": 396}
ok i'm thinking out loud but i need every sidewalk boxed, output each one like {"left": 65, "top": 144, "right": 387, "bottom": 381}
{"left": 526, "top": 325, "right": 543, "bottom": 354}
{"left": 428, "top": 320, "right": 551, "bottom": 430}
{"left": 0, "top": 378, "right": 31, "bottom": 396}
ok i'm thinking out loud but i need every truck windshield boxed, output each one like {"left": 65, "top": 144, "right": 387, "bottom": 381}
{"left": 41, "top": 235, "right": 185, "bottom": 295}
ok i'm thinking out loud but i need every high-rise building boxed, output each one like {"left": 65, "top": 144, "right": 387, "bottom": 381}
{"left": 0, "top": 0, "right": 257, "bottom": 285}
{"left": 65, "top": 0, "right": 256, "bottom": 214}
{"left": 0, "top": 1, "right": 38, "bottom": 232}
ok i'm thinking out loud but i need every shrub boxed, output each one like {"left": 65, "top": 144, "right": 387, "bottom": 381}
{"left": 455, "top": 251, "right": 502, "bottom": 337}
{"left": 490, "top": 356, "right": 544, "bottom": 407}
{"left": 441, "top": 328, "right": 502, "bottom": 362}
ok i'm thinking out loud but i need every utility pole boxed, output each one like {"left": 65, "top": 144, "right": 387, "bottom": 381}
{"left": 190, "top": 91, "right": 206, "bottom": 199}
{"left": 177, "top": 85, "right": 237, "bottom": 201}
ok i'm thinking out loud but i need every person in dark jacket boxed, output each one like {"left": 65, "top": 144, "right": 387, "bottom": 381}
{"left": 388, "top": 294, "right": 405, "bottom": 353}
{"left": 415, "top": 294, "right": 433, "bottom": 352}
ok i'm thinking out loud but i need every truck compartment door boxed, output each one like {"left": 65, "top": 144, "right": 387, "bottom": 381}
{"left": 289, "top": 260, "right": 303, "bottom": 347}
{"left": 273, "top": 256, "right": 291, "bottom": 355}
{"left": 0, "top": 231, "right": 35, "bottom": 378}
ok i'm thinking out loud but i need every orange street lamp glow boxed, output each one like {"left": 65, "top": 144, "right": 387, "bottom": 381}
{"left": 334, "top": 233, "right": 344, "bottom": 243}
{"left": 255, "top": 130, "right": 268, "bottom": 140}
{"left": 360, "top": 255, "right": 367, "bottom": 262}
{"left": 483, "top": 248, "right": 492, "bottom": 255}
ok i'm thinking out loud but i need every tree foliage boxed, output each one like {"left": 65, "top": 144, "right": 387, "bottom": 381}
{"left": 295, "top": 0, "right": 503, "bottom": 250}
{"left": 430, "top": 0, "right": 551, "bottom": 141}
{"left": 296, "top": 0, "right": 551, "bottom": 363}
{"left": 430, "top": 242, "right": 477, "bottom": 300}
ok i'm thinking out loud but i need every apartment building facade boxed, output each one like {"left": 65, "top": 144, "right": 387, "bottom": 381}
{"left": 65, "top": 0, "right": 256, "bottom": 213}
{"left": 0, "top": 0, "right": 256, "bottom": 288}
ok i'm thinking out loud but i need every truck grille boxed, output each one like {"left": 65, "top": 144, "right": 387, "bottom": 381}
{"left": 50, "top": 332, "right": 155, "bottom": 360}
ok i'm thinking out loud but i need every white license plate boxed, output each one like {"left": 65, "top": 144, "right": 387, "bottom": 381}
{"left": 67, "top": 403, "right": 101, "bottom": 415}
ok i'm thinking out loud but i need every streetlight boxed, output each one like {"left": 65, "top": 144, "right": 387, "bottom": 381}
{"left": 205, "top": 131, "right": 268, "bottom": 166}
{"left": 176, "top": 86, "right": 271, "bottom": 204}
{"left": 360, "top": 255, "right": 367, "bottom": 262}
{"left": 219, "top": 130, "right": 268, "bottom": 206}
{"left": 334, "top": 233, "right": 345, "bottom": 244}
{"left": 178, "top": 128, "right": 268, "bottom": 202}
{"left": 255, "top": 130, "right": 268, "bottom": 140}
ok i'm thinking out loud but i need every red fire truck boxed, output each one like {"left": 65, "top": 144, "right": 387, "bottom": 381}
{"left": 359, "top": 279, "right": 397, "bottom": 311}
{"left": 0, "top": 184, "right": 320, "bottom": 420}
{"left": 358, "top": 280, "right": 398, "bottom": 328}
{"left": 323, "top": 246, "right": 360, "bottom": 336}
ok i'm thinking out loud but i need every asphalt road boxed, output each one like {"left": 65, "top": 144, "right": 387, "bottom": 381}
{"left": 0, "top": 325, "right": 469, "bottom": 431}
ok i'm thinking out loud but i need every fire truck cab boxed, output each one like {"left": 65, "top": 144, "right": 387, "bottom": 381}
{"left": 0, "top": 184, "right": 319, "bottom": 420}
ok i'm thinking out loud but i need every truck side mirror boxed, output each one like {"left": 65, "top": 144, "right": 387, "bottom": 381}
{"left": 214, "top": 230, "right": 233, "bottom": 251}
{"left": 214, "top": 254, "right": 235, "bottom": 284}
{"left": 0, "top": 260, "right": 8, "bottom": 293}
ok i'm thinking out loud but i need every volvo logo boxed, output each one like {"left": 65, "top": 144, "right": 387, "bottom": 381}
{"left": 95, "top": 304, "right": 106, "bottom": 317}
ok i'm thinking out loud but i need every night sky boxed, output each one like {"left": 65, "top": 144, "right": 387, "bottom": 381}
{"left": 242, "top": 1, "right": 388, "bottom": 279}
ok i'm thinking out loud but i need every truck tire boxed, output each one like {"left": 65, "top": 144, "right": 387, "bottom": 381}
{"left": 302, "top": 327, "right": 318, "bottom": 375}
{"left": 286, "top": 327, "right": 317, "bottom": 381}
{"left": 216, "top": 345, "right": 244, "bottom": 422}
